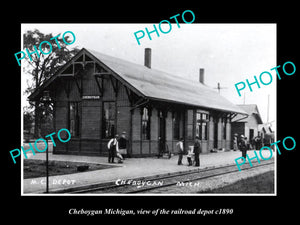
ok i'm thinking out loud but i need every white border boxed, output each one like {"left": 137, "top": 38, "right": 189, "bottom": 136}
{"left": 20, "top": 23, "right": 277, "bottom": 197}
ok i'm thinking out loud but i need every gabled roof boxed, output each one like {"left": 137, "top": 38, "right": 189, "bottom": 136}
{"left": 232, "top": 104, "right": 263, "bottom": 124}
{"left": 29, "top": 48, "right": 247, "bottom": 115}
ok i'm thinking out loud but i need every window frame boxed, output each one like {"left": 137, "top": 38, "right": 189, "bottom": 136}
{"left": 172, "top": 111, "right": 181, "bottom": 140}
{"left": 222, "top": 117, "right": 227, "bottom": 140}
{"left": 102, "top": 101, "right": 116, "bottom": 139}
{"left": 141, "top": 107, "right": 151, "bottom": 140}
{"left": 68, "top": 101, "right": 80, "bottom": 137}
{"left": 196, "top": 110, "right": 208, "bottom": 140}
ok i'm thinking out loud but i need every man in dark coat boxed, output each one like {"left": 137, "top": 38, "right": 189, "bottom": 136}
{"left": 194, "top": 136, "right": 201, "bottom": 167}
{"left": 239, "top": 135, "right": 247, "bottom": 158}
{"left": 118, "top": 131, "right": 128, "bottom": 159}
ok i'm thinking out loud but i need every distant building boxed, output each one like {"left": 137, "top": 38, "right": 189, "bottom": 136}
{"left": 231, "top": 104, "right": 263, "bottom": 147}
{"left": 28, "top": 48, "right": 247, "bottom": 156}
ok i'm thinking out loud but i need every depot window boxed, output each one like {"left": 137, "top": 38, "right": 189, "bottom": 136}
{"left": 141, "top": 107, "right": 150, "bottom": 140}
{"left": 222, "top": 117, "right": 227, "bottom": 140}
{"left": 69, "top": 102, "right": 80, "bottom": 137}
{"left": 102, "top": 102, "right": 116, "bottom": 139}
{"left": 187, "top": 110, "right": 194, "bottom": 139}
{"left": 173, "top": 111, "right": 180, "bottom": 140}
{"left": 196, "top": 111, "right": 208, "bottom": 140}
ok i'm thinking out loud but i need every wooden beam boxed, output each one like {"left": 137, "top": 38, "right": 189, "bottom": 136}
{"left": 58, "top": 74, "right": 73, "bottom": 77}
{"left": 58, "top": 77, "right": 71, "bottom": 99}
{"left": 94, "top": 75, "right": 103, "bottom": 96}
{"left": 73, "top": 77, "right": 82, "bottom": 97}
{"left": 130, "top": 98, "right": 149, "bottom": 111}
{"left": 109, "top": 76, "right": 119, "bottom": 97}
{"left": 229, "top": 113, "right": 237, "bottom": 120}
{"left": 94, "top": 72, "right": 111, "bottom": 75}
{"left": 233, "top": 114, "right": 249, "bottom": 122}
{"left": 124, "top": 86, "right": 134, "bottom": 104}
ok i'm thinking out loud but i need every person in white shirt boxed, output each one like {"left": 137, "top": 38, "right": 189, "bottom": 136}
{"left": 176, "top": 138, "right": 184, "bottom": 165}
{"left": 107, "top": 134, "right": 123, "bottom": 163}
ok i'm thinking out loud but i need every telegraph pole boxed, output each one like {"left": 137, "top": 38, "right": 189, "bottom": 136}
{"left": 214, "top": 82, "right": 227, "bottom": 94}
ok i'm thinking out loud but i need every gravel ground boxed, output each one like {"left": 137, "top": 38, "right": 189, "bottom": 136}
{"left": 146, "top": 163, "right": 275, "bottom": 194}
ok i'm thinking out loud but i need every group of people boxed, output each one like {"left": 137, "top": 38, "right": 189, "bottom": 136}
{"left": 108, "top": 133, "right": 255, "bottom": 166}
{"left": 176, "top": 136, "right": 201, "bottom": 167}
{"left": 176, "top": 134, "right": 258, "bottom": 167}
{"left": 107, "top": 131, "right": 128, "bottom": 164}
{"left": 233, "top": 134, "right": 264, "bottom": 151}
{"left": 233, "top": 134, "right": 256, "bottom": 159}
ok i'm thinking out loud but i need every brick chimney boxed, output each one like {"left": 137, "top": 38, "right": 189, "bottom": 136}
{"left": 144, "top": 48, "right": 151, "bottom": 68}
{"left": 199, "top": 68, "right": 204, "bottom": 84}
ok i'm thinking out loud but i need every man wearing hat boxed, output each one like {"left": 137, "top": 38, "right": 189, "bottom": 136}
{"left": 194, "top": 136, "right": 201, "bottom": 167}
{"left": 176, "top": 137, "right": 184, "bottom": 165}
{"left": 108, "top": 134, "right": 124, "bottom": 163}
{"left": 118, "top": 131, "right": 128, "bottom": 159}
{"left": 107, "top": 134, "right": 119, "bottom": 163}
{"left": 239, "top": 135, "right": 247, "bottom": 158}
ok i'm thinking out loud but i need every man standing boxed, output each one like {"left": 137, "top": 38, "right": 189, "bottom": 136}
{"left": 108, "top": 134, "right": 123, "bottom": 163}
{"left": 233, "top": 134, "right": 238, "bottom": 151}
{"left": 239, "top": 135, "right": 247, "bottom": 159}
{"left": 176, "top": 138, "right": 184, "bottom": 165}
{"left": 194, "top": 136, "right": 201, "bottom": 167}
{"left": 107, "top": 134, "right": 118, "bottom": 163}
{"left": 118, "top": 131, "right": 128, "bottom": 159}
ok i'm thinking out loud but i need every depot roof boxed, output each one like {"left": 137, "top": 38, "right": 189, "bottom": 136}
{"left": 29, "top": 48, "right": 247, "bottom": 115}
{"left": 232, "top": 104, "right": 263, "bottom": 124}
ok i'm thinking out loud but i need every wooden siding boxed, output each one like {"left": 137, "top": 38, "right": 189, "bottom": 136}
{"left": 81, "top": 101, "right": 101, "bottom": 139}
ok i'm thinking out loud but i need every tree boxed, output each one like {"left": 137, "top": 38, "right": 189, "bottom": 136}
{"left": 23, "top": 29, "right": 79, "bottom": 138}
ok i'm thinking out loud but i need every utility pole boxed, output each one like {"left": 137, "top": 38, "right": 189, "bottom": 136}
{"left": 214, "top": 82, "right": 227, "bottom": 94}
{"left": 40, "top": 90, "right": 51, "bottom": 193}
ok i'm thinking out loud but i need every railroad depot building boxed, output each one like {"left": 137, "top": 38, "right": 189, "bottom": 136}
{"left": 28, "top": 48, "right": 247, "bottom": 156}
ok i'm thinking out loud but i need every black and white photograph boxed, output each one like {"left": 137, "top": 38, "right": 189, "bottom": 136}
{"left": 20, "top": 23, "right": 276, "bottom": 195}
{"left": 3, "top": 5, "right": 298, "bottom": 220}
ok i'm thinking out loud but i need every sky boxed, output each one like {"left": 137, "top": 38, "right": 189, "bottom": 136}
{"left": 21, "top": 23, "right": 276, "bottom": 126}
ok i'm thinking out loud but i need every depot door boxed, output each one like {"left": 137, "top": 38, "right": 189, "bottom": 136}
{"left": 213, "top": 120, "right": 218, "bottom": 149}
{"left": 158, "top": 111, "right": 166, "bottom": 155}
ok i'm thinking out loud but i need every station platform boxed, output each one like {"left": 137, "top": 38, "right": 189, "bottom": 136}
{"left": 22, "top": 150, "right": 275, "bottom": 194}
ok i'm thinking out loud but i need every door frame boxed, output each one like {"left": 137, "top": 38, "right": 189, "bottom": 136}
{"left": 158, "top": 110, "right": 167, "bottom": 155}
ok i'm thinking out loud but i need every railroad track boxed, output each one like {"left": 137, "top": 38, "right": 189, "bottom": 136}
{"left": 64, "top": 159, "right": 274, "bottom": 194}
